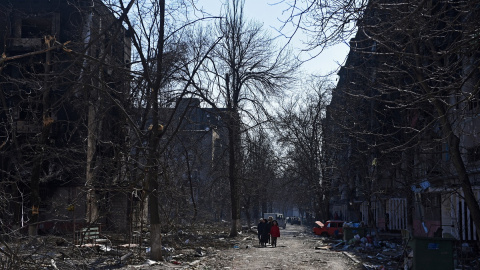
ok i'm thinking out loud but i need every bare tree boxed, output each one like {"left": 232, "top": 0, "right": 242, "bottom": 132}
{"left": 116, "top": 0, "right": 226, "bottom": 260}
{"left": 180, "top": 0, "right": 298, "bottom": 236}
{"left": 275, "top": 76, "right": 333, "bottom": 222}
{"left": 200, "top": 0, "right": 298, "bottom": 237}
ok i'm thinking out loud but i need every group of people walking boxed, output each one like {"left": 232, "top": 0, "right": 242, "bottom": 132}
{"left": 257, "top": 216, "right": 280, "bottom": 247}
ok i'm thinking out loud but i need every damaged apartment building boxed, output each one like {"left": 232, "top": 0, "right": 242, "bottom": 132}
{"left": 324, "top": 0, "right": 480, "bottom": 243}
{"left": 0, "top": 0, "right": 133, "bottom": 234}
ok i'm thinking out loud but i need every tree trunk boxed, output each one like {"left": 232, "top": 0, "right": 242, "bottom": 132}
{"left": 150, "top": 223, "right": 163, "bottom": 261}
{"left": 186, "top": 153, "right": 198, "bottom": 222}
{"left": 320, "top": 187, "right": 330, "bottom": 222}
{"left": 147, "top": 0, "right": 165, "bottom": 260}
{"left": 405, "top": 148, "right": 415, "bottom": 235}
{"left": 28, "top": 49, "right": 53, "bottom": 236}
{"left": 148, "top": 171, "right": 163, "bottom": 261}
{"left": 28, "top": 162, "right": 41, "bottom": 236}
{"left": 86, "top": 102, "right": 99, "bottom": 224}
{"left": 445, "top": 133, "right": 480, "bottom": 241}
{"left": 433, "top": 99, "right": 480, "bottom": 241}
{"left": 244, "top": 196, "right": 251, "bottom": 229}
{"left": 228, "top": 115, "right": 241, "bottom": 236}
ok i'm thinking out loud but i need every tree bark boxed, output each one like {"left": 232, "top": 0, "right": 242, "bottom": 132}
{"left": 228, "top": 110, "right": 241, "bottom": 236}
{"left": 147, "top": 0, "right": 165, "bottom": 261}
{"left": 433, "top": 99, "right": 480, "bottom": 241}
{"left": 86, "top": 102, "right": 99, "bottom": 224}
{"left": 28, "top": 48, "right": 53, "bottom": 236}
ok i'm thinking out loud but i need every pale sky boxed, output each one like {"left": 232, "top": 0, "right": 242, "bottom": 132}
{"left": 200, "top": 0, "right": 351, "bottom": 80}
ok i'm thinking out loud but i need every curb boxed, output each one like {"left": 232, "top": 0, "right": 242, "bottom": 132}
{"left": 342, "top": 251, "right": 368, "bottom": 270}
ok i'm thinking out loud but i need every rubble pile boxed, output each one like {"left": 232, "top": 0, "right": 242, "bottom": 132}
{"left": 316, "top": 232, "right": 480, "bottom": 270}
{"left": 0, "top": 222, "right": 253, "bottom": 269}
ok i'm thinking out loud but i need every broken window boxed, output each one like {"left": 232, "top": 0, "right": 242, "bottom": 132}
{"left": 21, "top": 16, "right": 52, "bottom": 38}
{"left": 11, "top": 13, "right": 60, "bottom": 39}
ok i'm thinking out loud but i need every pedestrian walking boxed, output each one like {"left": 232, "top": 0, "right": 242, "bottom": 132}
{"left": 270, "top": 220, "right": 280, "bottom": 247}
{"left": 266, "top": 216, "right": 273, "bottom": 245}
{"left": 257, "top": 218, "right": 266, "bottom": 246}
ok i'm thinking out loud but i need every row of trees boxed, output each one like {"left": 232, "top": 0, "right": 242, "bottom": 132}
{"left": 274, "top": 77, "right": 333, "bottom": 222}
{"left": 113, "top": 0, "right": 480, "bottom": 247}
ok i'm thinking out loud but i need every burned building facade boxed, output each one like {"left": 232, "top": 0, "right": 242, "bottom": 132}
{"left": 0, "top": 0, "right": 132, "bottom": 234}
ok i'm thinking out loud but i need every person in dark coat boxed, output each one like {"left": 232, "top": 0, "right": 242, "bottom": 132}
{"left": 259, "top": 218, "right": 270, "bottom": 247}
{"left": 266, "top": 216, "right": 273, "bottom": 245}
{"left": 257, "top": 218, "right": 266, "bottom": 246}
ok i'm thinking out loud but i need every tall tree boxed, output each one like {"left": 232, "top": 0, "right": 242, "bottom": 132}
{"left": 117, "top": 0, "right": 222, "bottom": 260}
{"left": 204, "top": 0, "right": 298, "bottom": 236}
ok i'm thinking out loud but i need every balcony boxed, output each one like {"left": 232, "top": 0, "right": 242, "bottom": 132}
{"left": 14, "top": 121, "right": 41, "bottom": 134}
{"left": 7, "top": 38, "right": 43, "bottom": 51}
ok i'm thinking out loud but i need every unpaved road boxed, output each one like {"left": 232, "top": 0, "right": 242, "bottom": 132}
{"left": 188, "top": 224, "right": 364, "bottom": 270}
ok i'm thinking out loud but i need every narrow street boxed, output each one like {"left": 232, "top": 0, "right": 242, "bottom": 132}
{"left": 185, "top": 224, "right": 364, "bottom": 270}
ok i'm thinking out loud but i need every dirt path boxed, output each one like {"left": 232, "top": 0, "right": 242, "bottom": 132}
{"left": 187, "top": 224, "right": 365, "bottom": 270}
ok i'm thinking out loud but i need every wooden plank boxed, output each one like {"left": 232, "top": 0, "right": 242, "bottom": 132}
{"left": 75, "top": 226, "right": 106, "bottom": 245}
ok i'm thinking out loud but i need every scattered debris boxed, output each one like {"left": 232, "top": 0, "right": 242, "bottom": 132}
{"left": 2, "top": 224, "right": 478, "bottom": 269}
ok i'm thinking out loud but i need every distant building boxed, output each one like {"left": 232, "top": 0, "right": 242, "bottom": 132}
{"left": 157, "top": 98, "right": 230, "bottom": 221}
